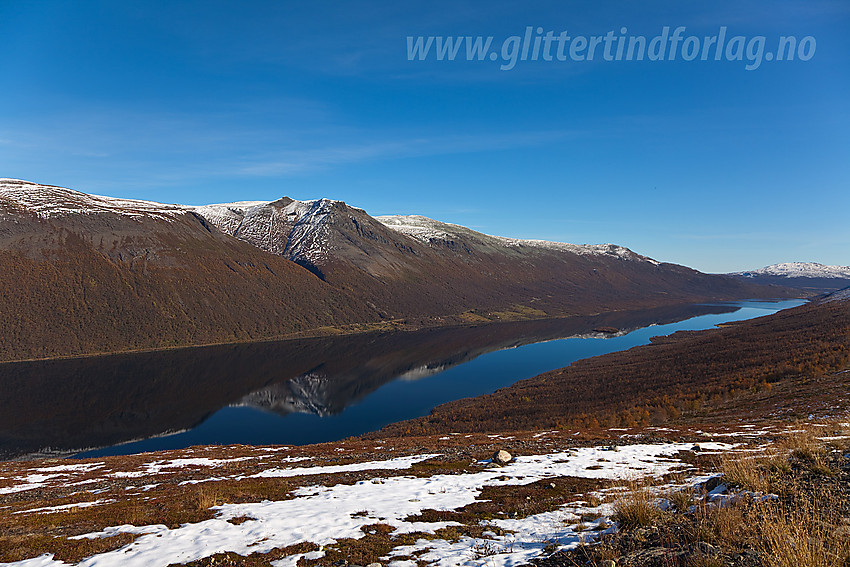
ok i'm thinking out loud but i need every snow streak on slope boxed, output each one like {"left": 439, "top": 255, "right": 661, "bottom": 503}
{"left": 376, "top": 214, "right": 659, "bottom": 264}
{"left": 732, "top": 262, "right": 850, "bottom": 279}
{"left": 193, "top": 199, "right": 338, "bottom": 265}
{"left": 0, "top": 179, "right": 186, "bottom": 220}
{"left": 822, "top": 288, "right": 850, "bottom": 303}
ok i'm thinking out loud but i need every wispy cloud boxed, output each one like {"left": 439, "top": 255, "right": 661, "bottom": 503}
{"left": 236, "top": 130, "right": 572, "bottom": 176}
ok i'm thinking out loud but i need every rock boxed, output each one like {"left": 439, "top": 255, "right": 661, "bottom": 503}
{"left": 699, "top": 475, "right": 724, "bottom": 493}
{"left": 593, "top": 326, "right": 619, "bottom": 334}
{"left": 835, "top": 525, "right": 850, "bottom": 539}
{"left": 366, "top": 564, "right": 382, "bottom": 567}
{"left": 492, "top": 449, "right": 512, "bottom": 465}
{"left": 691, "top": 444, "right": 701, "bottom": 452}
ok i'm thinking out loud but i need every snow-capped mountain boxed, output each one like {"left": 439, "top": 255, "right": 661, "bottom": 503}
{"left": 375, "top": 214, "right": 659, "bottom": 263}
{"left": 732, "top": 262, "right": 850, "bottom": 279}
{"left": 193, "top": 198, "right": 339, "bottom": 268}
{"left": 728, "top": 262, "right": 850, "bottom": 292}
{"left": 0, "top": 178, "right": 794, "bottom": 361}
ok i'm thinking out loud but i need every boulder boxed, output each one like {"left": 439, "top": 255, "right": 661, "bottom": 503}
{"left": 492, "top": 449, "right": 512, "bottom": 465}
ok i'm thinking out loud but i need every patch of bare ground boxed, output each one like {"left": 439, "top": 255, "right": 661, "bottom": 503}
{"left": 170, "top": 542, "right": 321, "bottom": 567}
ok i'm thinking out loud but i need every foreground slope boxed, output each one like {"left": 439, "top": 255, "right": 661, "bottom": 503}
{"left": 0, "top": 179, "right": 792, "bottom": 361}
{"left": 0, "top": 295, "right": 848, "bottom": 565}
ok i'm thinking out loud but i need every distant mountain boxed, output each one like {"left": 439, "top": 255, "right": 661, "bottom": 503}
{"left": 728, "top": 262, "right": 850, "bottom": 292}
{"left": 0, "top": 178, "right": 793, "bottom": 361}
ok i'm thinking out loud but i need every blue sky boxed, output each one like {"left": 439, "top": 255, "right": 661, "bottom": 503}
{"left": 1, "top": 0, "right": 848, "bottom": 272}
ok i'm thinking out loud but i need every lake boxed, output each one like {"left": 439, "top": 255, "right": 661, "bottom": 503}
{"left": 0, "top": 299, "right": 803, "bottom": 459}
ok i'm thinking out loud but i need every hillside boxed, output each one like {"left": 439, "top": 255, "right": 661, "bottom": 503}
{"left": 372, "top": 294, "right": 850, "bottom": 437}
{"left": 0, "top": 179, "right": 794, "bottom": 362}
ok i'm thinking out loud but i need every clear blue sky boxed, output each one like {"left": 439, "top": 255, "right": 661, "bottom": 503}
{"left": 1, "top": 1, "right": 848, "bottom": 272}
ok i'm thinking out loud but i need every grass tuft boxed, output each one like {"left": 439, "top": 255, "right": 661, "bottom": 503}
{"left": 753, "top": 485, "right": 849, "bottom": 567}
{"left": 612, "top": 482, "right": 664, "bottom": 529}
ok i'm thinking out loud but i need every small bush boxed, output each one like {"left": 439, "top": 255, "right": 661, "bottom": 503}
{"left": 719, "top": 448, "right": 788, "bottom": 493}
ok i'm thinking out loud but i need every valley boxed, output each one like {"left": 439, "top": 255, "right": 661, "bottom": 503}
{"left": 0, "top": 179, "right": 796, "bottom": 363}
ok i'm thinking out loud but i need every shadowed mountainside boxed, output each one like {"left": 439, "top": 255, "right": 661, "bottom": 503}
{"left": 0, "top": 178, "right": 795, "bottom": 362}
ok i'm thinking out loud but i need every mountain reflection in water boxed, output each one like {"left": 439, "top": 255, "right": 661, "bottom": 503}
{"left": 0, "top": 301, "right": 800, "bottom": 459}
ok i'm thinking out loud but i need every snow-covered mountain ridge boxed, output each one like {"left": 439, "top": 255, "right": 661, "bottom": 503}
{"left": 731, "top": 262, "right": 850, "bottom": 279}
{"left": 0, "top": 179, "right": 653, "bottom": 264}
{"left": 0, "top": 178, "right": 185, "bottom": 220}
{"left": 376, "top": 214, "right": 659, "bottom": 263}
{"left": 193, "top": 198, "right": 344, "bottom": 266}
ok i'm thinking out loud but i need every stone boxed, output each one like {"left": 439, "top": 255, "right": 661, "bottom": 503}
{"left": 700, "top": 475, "right": 724, "bottom": 493}
{"left": 492, "top": 449, "right": 512, "bottom": 465}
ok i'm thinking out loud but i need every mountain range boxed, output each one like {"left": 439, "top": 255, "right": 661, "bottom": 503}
{"left": 0, "top": 178, "right": 795, "bottom": 362}
{"left": 727, "top": 262, "right": 850, "bottom": 292}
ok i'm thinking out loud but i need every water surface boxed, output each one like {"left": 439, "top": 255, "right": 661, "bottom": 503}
{"left": 0, "top": 299, "right": 803, "bottom": 459}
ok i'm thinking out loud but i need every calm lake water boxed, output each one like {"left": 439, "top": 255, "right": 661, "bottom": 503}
{"left": 0, "top": 299, "right": 803, "bottom": 459}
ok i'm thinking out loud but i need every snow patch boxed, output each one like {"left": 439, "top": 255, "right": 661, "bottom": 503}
{"left": 7, "top": 444, "right": 701, "bottom": 567}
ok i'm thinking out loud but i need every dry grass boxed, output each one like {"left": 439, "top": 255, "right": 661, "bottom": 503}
{"left": 685, "top": 557, "right": 726, "bottom": 567}
{"left": 753, "top": 485, "right": 849, "bottom": 567}
{"left": 718, "top": 446, "right": 789, "bottom": 493}
{"left": 196, "top": 485, "right": 223, "bottom": 510}
{"left": 611, "top": 481, "right": 665, "bottom": 530}
{"left": 667, "top": 487, "right": 696, "bottom": 513}
{"left": 783, "top": 428, "right": 835, "bottom": 476}
{"left": 689, "top": 498, "right": 752, "bottom": 549}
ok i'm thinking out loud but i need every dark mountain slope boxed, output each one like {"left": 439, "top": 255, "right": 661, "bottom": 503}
{"left": 197, "top": 200, "right": 792, "bottom": 322}
{"left": 0, "top": 180, "right": 376, "bottom": 361}
{"left": 0, "top": 179, "right": 794, "bottom": 361}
